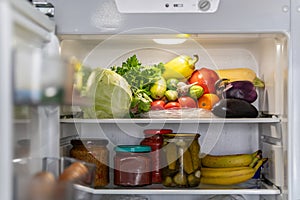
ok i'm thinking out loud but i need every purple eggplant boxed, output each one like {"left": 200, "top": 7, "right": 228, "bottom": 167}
{"left": 215, "top": 79, "right": 258, "bottom": 103}
{"left": 212, "top": 98, "right": 258, "bottom": 118}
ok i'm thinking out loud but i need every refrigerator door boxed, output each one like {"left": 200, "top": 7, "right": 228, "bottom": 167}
{"left": 0, "top": 0, "right": 59, "bottom": 200}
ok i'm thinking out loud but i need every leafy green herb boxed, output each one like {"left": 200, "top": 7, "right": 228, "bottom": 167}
{"left": 111, "top": 55, "right": 165, "bottom": 114}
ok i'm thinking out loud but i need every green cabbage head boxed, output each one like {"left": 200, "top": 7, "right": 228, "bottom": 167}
{"left": 84, "top": 68, "right": 132, "bottom": 118}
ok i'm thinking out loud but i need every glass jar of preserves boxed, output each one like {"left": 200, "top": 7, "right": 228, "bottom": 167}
{"left": 161, "top": 133, "right": 201, "bottom": 187}
{"left": 140, "top": 129, "right": 173, "bottom": 183}
{"left": 114, "top": 145, "right": 152, "bottom": 187}
{"left": 70, "top": 139, "right": 109, "bottom": 187}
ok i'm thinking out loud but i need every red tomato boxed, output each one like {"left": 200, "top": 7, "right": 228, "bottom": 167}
{"left": 188, "top": 68, "right": 219, "bottom": 94}
{"left": 164, "top": 102, "right": 181, "bottom": 109}
{"left": 151, "top": 100, "right": 166, "bottom": 110}
{"left": 178, "top": 96, "right": 198, "bottom": 108}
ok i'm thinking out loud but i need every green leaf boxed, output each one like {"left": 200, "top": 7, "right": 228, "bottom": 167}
{"left": 111, "top": 55, "right": 165, "bottom": 114}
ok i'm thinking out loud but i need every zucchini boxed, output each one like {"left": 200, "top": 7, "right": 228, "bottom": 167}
{"left": 215, "top": 68, "right": 264, "bottom": 88}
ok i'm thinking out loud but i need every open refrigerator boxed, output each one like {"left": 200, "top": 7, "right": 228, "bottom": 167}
{"left": 1, "top": 0, "right": 300, "bottom": 199}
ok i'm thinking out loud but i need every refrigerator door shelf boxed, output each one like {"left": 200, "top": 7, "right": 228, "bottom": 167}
{"left": 262, "top": 142, "right": 284, "bottom": 187}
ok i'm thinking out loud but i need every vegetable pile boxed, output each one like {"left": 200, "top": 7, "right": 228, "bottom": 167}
{"left": 79, "top": 54, "right": 265, "bottom": 118}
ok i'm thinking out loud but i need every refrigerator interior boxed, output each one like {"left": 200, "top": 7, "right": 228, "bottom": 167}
{"left": 56, "top": 33, "right": 288, "bottom": 200}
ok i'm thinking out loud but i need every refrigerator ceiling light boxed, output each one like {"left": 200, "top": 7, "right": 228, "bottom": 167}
{"left": 153, "top": 38, "right": 186, "bottom": 45}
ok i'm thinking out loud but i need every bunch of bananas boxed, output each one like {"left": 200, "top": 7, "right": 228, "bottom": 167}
{"left": 200, "top": 150, "right": 268, "bottom": 185}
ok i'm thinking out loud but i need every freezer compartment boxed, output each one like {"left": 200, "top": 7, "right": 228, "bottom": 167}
{"left": 59, "top": 32, "right": 288, "bottom": 118}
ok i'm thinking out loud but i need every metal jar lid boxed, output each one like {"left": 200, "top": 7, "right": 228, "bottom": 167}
{"left": 71, "top": 139, "right": 109, "bottom": 146}
{"left": 163, "top": 133, "right": 200, "bottom": 138}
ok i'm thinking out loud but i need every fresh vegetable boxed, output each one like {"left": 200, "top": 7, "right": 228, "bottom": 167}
{"left": 212, "top": 98, "right": 259, "bottom": 118}
{"left": 197, "top": 93, "right": 220, "bottom": 110}
{"left": 183, "top": 149, "right": 194, "bottom": 174}
{"left": 166, "top": 78, "right": 179, "bottom": 90}
{"left": 83, "top": 68, "right": 132, "bottom": 118}
{"left": 163, "top": 55, "right": 199, "bottom": 80}
{"left": 187, "top": 172, "right": 200, "bottom": 187}
{"left": 73, "top": 61, "right": 92, "bottom": 96}
{"left": 111, "top": 55, "right": 164, "bottom": 114}
{"left": 165, "top": 143, "right": 178, "bottom": 170}
{"left": 189, "top": 85, "right": 204, "bottom": 99}
{"left": 188, "top": 67, "right": 220, "bottom": 94}
{"left": 214, "top": 68, "right": 265, "bottom": 88}
{"left": 150, "top": 77, "right": 167, "bottom": 99}
{"left": 173, "top": 172, "right": 187, "bottom": 186}
{"left": 178, "top": 96, "right": 197, "bottom": 108}
{"left": 151, "top": 100, "right": 166, "bottom": 110}
{"left": 215, "top": 79, "right": 258, "bottom": 103}
{"left": 176, "top": 82, "right": 198, "bottom": 97}
{"left": 165, "top": 90, "right": 179, "bottom": 101}
{"left": 164, "top": 101, "right": 181, "bottom": 109}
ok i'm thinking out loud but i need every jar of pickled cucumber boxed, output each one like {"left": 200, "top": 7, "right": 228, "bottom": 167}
{"left": 161, "top": 133, "right": 201, "bottom": 187}
{"left": 140, "top": 129, "right": 173, "bottom": 183}
{"left": 70, "top": 139, "right": 109, "bottom": 187}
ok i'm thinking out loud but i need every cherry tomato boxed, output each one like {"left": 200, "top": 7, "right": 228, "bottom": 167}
{"left": 178, "top": 96, "right": 198, "bottom": 108}
{"left": 188, "top": 68, "right": 219, "bottom": 94}
{"left": 151, "top": 100, "right": 166, "bottom": 110}
{"left": 164, "top": 102, "right": 181, "bottom": 109}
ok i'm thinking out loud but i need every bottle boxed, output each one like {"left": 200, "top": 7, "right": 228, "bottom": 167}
{"left": 161, "top": 133, "right": 201, "bottom": 187}
{"left": 140, "top": 129, "right": 173, "bottom": 183}
{"left": 70, "top": 139, "right": 109, "bottom": 187}
{"left": 114, "top": 145, "right": 152, "bottom": 187}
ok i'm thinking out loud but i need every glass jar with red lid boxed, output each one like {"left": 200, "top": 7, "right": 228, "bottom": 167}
{"left": 140, "top": 129, "right": 173, "bottom": 183}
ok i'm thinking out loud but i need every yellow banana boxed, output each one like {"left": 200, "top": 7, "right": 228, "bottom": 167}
{"left": 200, "top": 158, "right": 268, "bottom": 185}
{"left": 201, "top": 166, "right": 250, "bottom": 172}
{"left": 201, "top": 150, "right": 260, "bottom": 168}
{"left": 162, "top": 55, "right": 199, "bottom": 80}
{"left": 248, "top": 151, "right": 262, "bottom": 168}
{"left": 201, "top": 167, "right": 254, "bottom": 178}
{"left": 200, "top": 171, "right": 254, "bottom": 185}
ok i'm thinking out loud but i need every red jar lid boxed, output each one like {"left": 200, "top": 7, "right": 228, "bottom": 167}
{"left": 143, "top": 129, "right": 173, "bottom": 135}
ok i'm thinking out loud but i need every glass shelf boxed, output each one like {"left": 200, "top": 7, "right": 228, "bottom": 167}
{"left": 60, "top": 117, "right": 280, "bottom": 124}
{"left": 74, "top": 180, "right": 280, "bottom": 196}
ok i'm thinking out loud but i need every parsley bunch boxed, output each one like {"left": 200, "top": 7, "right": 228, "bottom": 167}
{"left": 111, "top": 55, "right": 164, "bottom": 115}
